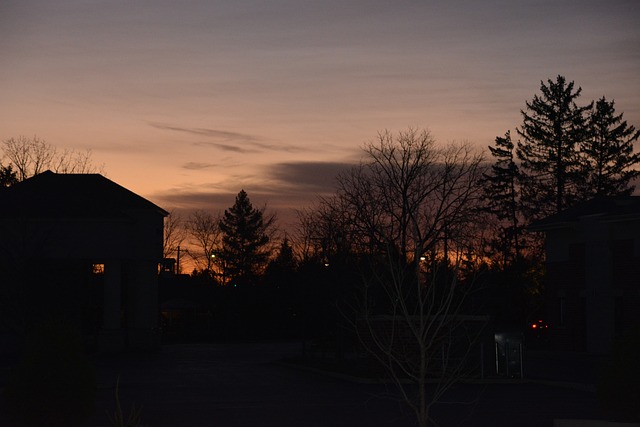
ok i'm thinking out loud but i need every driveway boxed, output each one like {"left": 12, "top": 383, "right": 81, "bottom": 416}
{"left": 88, "top": 342, "right": 414, "bottom": 427}
{"left": 0, "top": 341, "right": 607, "bottom": 426}
{"left": 84, "top": 342, "right": 605, "bottom": 427}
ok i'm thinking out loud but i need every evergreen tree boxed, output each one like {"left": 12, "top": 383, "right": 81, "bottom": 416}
{"left": 264, "top": 236, "right": 297, "bottom": 288}
{"left": 268, "top": 236, "right": 297, "bottom": 273}
{"left": 580, "top": 96, "right": 640, "bottom": 197}
{"left": 0, "top": 163, "right": 18, "bottom": 188}
{"left": 516, "top": 75, "right": 592, "bottom": 219}
{"left": 480, "top": 131, "right": 523, "bottom": 266}
{"left": 218, "top": 190, "right": 274, "bottom": 286}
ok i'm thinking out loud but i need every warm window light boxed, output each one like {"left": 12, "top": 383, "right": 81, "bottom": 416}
{"left": 92, "top": 263, "right": 105, "bottom": 274}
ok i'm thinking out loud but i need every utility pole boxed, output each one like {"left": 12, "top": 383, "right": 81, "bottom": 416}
{"left": 176, "top": 245, "right": 181, "bottom": 274}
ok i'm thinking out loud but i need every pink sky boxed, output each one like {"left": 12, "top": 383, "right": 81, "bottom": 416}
{"left": 2, "top": 0, "right": 639, "bottom": 230}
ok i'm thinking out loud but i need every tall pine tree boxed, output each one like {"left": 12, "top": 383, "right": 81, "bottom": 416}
{"left": 516, "top": 75, "right": 592, "bottom": 219}
{"left": 480, "top": 131, "right": 523, "bottom": 266}
{"left": 580, "top": 96, "right": 640, "bottom": 197}
{"left": 219, "top": 190, "right": 274, "bottom": 286}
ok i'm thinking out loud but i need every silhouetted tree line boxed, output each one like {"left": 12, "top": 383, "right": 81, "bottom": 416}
{"left": 3, "top": 75, "right": 638, "bottom": 345}
{"left": 156, "top": 75, "right": 639, "bottom": 346}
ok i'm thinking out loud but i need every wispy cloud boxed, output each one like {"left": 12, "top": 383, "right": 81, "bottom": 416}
{"left": 182, "top": 162, "right": 217, "bottom": 170}
{"left": 192, "top": 142, "right": 251, "bottom": 153}
{"left": 150, "top": 122, "right": 260, "bottom": 143}
{"left": 150, "top": 122, "right": 306, "bottom": 153}
{"left": 193, "top": 139, "right": 305, "bottom": 154}
{"left": 153, "top": 189, "right": 236, "bottom": 210}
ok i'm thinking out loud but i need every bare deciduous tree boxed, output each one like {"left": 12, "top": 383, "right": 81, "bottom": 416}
{"left": 186, "top": 210, "right": 223, "bottom": 274}
{"left": 324, "top": 128, "right": 486, "bottom": 427}
{"left": 294, "top": 208, "right": 317, "bottom": 263}
{"left": 2, "top": 135, "right": 103, "bottom": 181}
{"left": 295, "top": 196, "right": 357, "bottom": 265}
{"left": 163, "top": 210, "right": 186, "bottom": 267}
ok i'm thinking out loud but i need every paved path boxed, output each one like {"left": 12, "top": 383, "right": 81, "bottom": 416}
{"left": 83, "top": 342, "right": 606, "bottom": 427}
{"left": 89, "top": 342, "right": 413, "bottom": 427}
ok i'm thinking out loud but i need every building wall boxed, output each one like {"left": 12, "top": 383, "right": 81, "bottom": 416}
{"left": 0, "top": 212, "right": 164, "bottom": 351}
{"left": 545, "top": 242, "right": 586, "bottom": 351}
{"left": 543, "top": 218, "right": 640, "bottom": 353}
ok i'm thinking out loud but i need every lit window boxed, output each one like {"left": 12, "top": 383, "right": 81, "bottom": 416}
{"left": 92, "top": 263, "right": 105, "bottom": 274}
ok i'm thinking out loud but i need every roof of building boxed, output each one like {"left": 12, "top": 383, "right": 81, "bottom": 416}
{"left": 0, "top": 170, "right": 168, "bottom": 219}
{"left": 529, "top": 196, "right": 640, "bottom": 231}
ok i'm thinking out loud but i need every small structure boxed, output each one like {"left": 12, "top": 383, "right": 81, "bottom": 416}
{"left": 0, "top": 171, "right": 168, "bottom": 351}
{"left": 530, "top": 197, "right": 640, "bottom": 354}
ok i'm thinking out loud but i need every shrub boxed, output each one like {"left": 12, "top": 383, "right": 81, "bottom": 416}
{"left": 3, "top": 318, "right": 96, "bottom": 426}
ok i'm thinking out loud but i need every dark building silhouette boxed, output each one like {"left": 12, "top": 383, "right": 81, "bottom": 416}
{"left": 0, "top": 171, "right": 168, "bottom": 351}
{"left": 531, "top": 197, "right": 640, "bottom": 354}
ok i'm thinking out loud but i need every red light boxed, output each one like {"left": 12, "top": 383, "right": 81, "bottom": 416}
{"left": 531, "top": 324, "right": 537, "bottom": 329}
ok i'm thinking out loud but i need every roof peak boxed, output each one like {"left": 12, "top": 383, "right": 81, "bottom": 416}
{"left": 0, "top": 171, "right": 168, "bottom": 219}
{"left": 530, "top": 196, "right": 640, "bottom": 231}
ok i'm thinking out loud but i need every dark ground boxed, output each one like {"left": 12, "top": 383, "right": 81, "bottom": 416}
{"left": 0, "top": 341, "right": 609, "bottom": 427}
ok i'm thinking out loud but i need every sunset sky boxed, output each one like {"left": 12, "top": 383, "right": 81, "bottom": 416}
{"left": 2, "top": 0, "right": 639, "bottom": 229}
